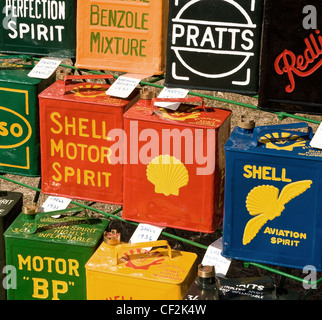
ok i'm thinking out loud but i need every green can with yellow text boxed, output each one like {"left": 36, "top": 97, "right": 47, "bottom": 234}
{"left": 4, "top": 211, "right": 108, "bottom": 300}
{"left": 0, "top": 68, "right": 54, "bottom": 177}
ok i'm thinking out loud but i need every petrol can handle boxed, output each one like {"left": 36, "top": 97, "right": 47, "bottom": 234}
{"left": 150, "top": 97, "right": 206, "bottom": 115}
{"left": 113, "top": 240, "right": 172, "bottom": 265}
{"left": 0, "top": 55, "right": 34, "bottom": 68}
{"left": 252, "top": 122, "right": 313, "bottom": 146}
{"left": 62, "top": 74, "right": 115, "bottom": 95}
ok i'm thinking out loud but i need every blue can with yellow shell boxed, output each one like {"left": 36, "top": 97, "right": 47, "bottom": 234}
{"left": 222, "top": 121, "right": 322, "bottom": 270}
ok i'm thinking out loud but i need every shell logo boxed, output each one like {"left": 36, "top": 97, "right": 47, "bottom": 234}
{"left": 170, "top": 0, "right": 258, "bottom": 82}
{"left": 146, "top": 155, "right": 189, "bottom": 196}
{"left": 156, "top": 107, "right": 201, "bottom": 121}
{"left": 71, "top": 84, "right": 107, "bottom": 98}
{"left": 0, "top": 106, "right": 32, "bottom": 149}
{"left": 259, "top": 132, "right": 307, "bottom": 151}
{"left": 120, "top": 249, "right": 165, "bottom": 270}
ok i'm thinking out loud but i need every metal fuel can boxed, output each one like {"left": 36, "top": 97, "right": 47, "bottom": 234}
{"left": 122, "top": 94, "right": 232, "bottom": 232}
{"left": 222, "top": 121, "right": 322, "bottom": 270}
{"left": 0, "top": 60, "right": 54, "bottom": 177}
{"left": 86, "top": 239, "right": 197, "bottom": 300}
{"left": 165, "top": 0, "right": 264, "bottom": 94}
{"left": 4, "top": 204, "right": 109, "bottom": 300}
{"left": 0, "top": 191, "right": 23, "bottom": 300}
{"left": 38, "top": 74, "right": 139, "bottom": 204}
{"left": 258, "top": 1, "right": 322, "bottom": 114}
{"left": 75, "top": 0, "right": 169, "bottom": 74}
{"left": 0, "top": 0, "right": 77, "bottom": 58}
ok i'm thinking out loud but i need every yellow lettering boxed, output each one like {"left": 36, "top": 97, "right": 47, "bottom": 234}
{"left": 243, "top": 165, "right": 252, "bottom": 178}
{"left": 52, "top": 162, "right": 62, "bottom": 182}
{"left": 79, "top": 118, "right": 89, "bottom": 137}
{"left": 262, "top": 166, "right": 271, "bottom": 180}
{"left": 32, "top": 278, "right": 48, "bottom": 299}
{"left": 32, "top": 256, "right": 44, "bottom": 272}
{"left": 68, "top": 259, "right": 80, "bottom": 277}
{"left": 52, "top": 280, "right": 68, "bottom": 300}
{"left": 10, "top": 123, "right": 23, "bottom": 138}
{"left": 50, "top": 112, "right": 62, "bottom": 134}
{"left": 65, "top": 166, "right": 75, "bottom": 182}
{"left": 281, "top": 168, "right": 292, "bottom": 182}
{"left": 65, "top": 117, "right": 76, "bottom": 136}
{"left": 84, "top": 170, "right": 95, "bottom": 186}
{"left": 55, "top": 258, "right": 66, "bottom": 275}
{"left": 18, "top": 254, "right": 31, "bottom": 271}
{"left": 51, "top": 139, "right": 63, "bottom": 157}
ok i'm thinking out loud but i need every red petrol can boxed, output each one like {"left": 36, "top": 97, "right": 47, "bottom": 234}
{"left": 38, "top": 74, "right": 139, "bottom": 204}
{"left": 122, "top": 94, "right": 232, "bottom": 232}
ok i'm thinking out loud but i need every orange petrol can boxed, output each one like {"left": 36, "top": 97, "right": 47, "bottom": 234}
{"left": 75, "top": 0, "right": 169, "bottom": 75}
{"left": 85, "top": 240, "right": 197, "bottom": 300}
{"left": 122, "top": 95, "right": 232, "bottom": 232}
{"left": 38, "top": 74, "right": 139, "bottom": 204}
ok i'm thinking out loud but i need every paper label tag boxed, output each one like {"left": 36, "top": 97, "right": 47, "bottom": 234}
{"left": 309, "top": 122, "right": 322, "bottom": 149}
{"left": 202, "top": 238, "right": 231, "bottom": 277}
{"left": 39, "top": 196, "right": 72, "bottom": 218}
{"left": 129, "top": 223, "right": 165, "bottom": 249}
{"left": 155, "top": 87, "right": 189, "bottom": 110}
{"left": 28, "top": 58, "right": 62, "bottom": 79}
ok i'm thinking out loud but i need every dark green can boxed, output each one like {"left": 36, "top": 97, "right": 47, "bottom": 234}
{"left": 0, "top": 1, "right": 76, "bottom": 58}
{"left": 4, "top": 209, "right": 108, "bottom": 300}
{"left": 0, "top": 67, "right": 54, "bottom": 177}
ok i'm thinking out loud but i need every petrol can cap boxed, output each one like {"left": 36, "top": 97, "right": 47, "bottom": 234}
{"left": 104, "top": 229, "right": 121, "bottom": 245}
{"left": 140, "top": 87, "right": 156, "bottom": 100}
{"left": 198, "top": 264, "right": 216, "bottom": 278}
{"left": 238, "top": 118, "right": 255, "bottom": 130}
{"left": 22, "top": 203, "right": 38, "bottom": 216}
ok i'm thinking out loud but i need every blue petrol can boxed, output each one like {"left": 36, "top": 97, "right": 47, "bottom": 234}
{"left": 222, "top": 121, "right": 322, "bottom": 270}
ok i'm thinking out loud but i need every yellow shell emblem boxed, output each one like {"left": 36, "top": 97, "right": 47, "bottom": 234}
{"left": 71, "top": 84, "right": 107, "bottom": 98}
{"left": 259, "top": 132, "right": 306, "bottom": 151}
{"left": 146, "top": 155, "right": 189, "bottom": 196}
{"left": 157, "top": 108, "right": 201, "bottom": 121}
{"left": 242, "top": 180, "right": 312, "bottom": 245}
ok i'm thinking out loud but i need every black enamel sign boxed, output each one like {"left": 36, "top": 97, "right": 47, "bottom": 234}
{"left": 165, "top": 0, "right": 264, "bottom": 95}
{"left": 258, "top": 1, "right": 322, "bottom": 114}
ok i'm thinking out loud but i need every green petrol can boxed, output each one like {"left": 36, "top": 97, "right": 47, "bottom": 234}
{"left": 0, "top": 191, "right": 23, "bottom": 300}
{"left": 4, "top": 205, "right": 109, "bottom": 300}
{"left": 0, "top": 0, "right": 76, "bottom": 58}
{"left": 0, "top": 64, "right": 54, "bottom": 176}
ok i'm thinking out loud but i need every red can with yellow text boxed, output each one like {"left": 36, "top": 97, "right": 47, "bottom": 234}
{"left": 39, "top": 74, "right": 139, "bottom": 204}
{"left": 122, "top": 95, "right": 232, "bottom": 232}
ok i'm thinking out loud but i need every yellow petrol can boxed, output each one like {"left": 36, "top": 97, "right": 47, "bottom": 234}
{"left": 85, "top": 239, "right": 197, "bottom": 300}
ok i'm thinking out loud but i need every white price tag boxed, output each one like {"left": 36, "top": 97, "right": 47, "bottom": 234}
{"left": 202, "top": 238, "right": 231, "bottom": 277}
{"left": 310, "top": 122, "right": 322, "bottom": 149}
{"left": 130, "top": 223, "right": 165, "bottom": 249}
{"left": 106, "top": 75, "right": 141, "bottom": 98}
{"left": 155, "top": 87, "right": 189, "bottom": 110}
{"left": 28, "top": 58, "right": 62, "bottom": 79}
{"left": 39, "top": 196, "right": 72, "bottom": 218}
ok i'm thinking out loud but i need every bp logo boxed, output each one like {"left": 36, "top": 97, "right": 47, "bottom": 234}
{"left": 165, "top": 0, "right": 263, "bottom": 94}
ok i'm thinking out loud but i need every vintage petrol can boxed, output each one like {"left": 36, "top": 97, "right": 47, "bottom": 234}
{"left": 86, "top": 239, "right": 197, "bottom": 300}
{"left": 0, "top": 0, "right": 77, "bottom": 58}
{"left": 38, "top": 74, "right": 139, "bottom": 205}
{"left": 75, "top": 0, "right": 169, "bottom": 75}
{"left": 122, "top": 94, "right": 232, "bottom": 233}
{"left": 0, "top": 62, "right": 54, "bottom": 177}
{"left": 183, "top": 265, "right": 280, "bottom": 300}
{"left": 165, "top": 0, "right": 264, "bottom": 94}
{"left": 222, "top": 121, "right": 322, "bottom": 270}
{"left": 258, "top": 1, "right": 322, "bottom": 114}
{"left": 4, "top": 204, "right": 109, "bottom": 300}
{"left": 0, "top": 191, "right": 23, "bottom": 300}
